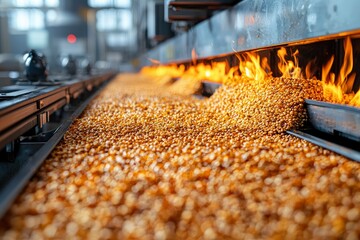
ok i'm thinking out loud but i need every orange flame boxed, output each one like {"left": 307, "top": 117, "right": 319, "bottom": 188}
{"left": 192, "top": 62, "right": 234, "bottom": 83}
{"left": 238, "top": 52, "right": 269, "bottom": 82}
{"left": 141, "top": 64, "right": 185, "bottom": 79}
{"left": 142, "top": 37, "right": 360, "bottom": 107}
{"left": 322, "top": 37, "right": 359, "bottom": 106}
{"left": 277, "top": 48, "right": 302, "bottom": 78}
{"left": 350, "top": 91, "right": 360, "bottom": 106}
{"left": 338, "top": 37, "right": 356, "bottom": 94}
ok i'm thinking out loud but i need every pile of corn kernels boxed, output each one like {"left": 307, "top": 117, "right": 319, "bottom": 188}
{"left": 0, "top": 74, "right": 359, "bottom": 240}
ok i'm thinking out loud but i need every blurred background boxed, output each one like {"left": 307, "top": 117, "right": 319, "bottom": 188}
{"left": 0, "top": 0, "right": 175, "bottom": 73}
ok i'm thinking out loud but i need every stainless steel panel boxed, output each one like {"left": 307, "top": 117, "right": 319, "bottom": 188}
{"left": 141, "top": 0, "right": 360, "bottom": 65}
{"left": 306, "top": 99, "right": 360, "bottom": 142}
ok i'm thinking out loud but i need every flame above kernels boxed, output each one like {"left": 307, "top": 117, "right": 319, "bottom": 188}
{"left": 141, "top": 64, "right": 185, "bottom": 79}
{"left": 238, "top": 52, "right": 269, "bottom": 82}
{"left": 322, "top": 37, "right": 359, "bottom": 106}
{"left": 277, "top": 48, "right": 303, "bottom": 79}
{"left": 142, "top": 38, "right": 360, "bottom": 107}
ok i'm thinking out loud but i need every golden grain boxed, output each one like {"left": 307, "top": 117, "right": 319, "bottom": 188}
{"left": 0, "top": 73, "right": 359, "bottom": 239}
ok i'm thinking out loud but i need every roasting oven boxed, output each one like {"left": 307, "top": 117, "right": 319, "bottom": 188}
{"left": 1, "top": 1, "right": 360, "bottom": 238}
{"left": 142, "top": 0, "right": 360, "bottom": 161}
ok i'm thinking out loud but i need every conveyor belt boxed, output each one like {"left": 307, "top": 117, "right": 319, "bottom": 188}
{"left": 1, "top": 74, "right": 360, "bottom": 239}
{"left": 0, "top": 74, "right": 113, "bottom": 218}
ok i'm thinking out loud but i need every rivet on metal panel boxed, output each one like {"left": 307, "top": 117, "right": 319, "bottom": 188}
{"left": 39, "top": 100, "right": 45, "bottom": 108}
{"left": 87, "top": 84, "right": 93, "bottom": 91}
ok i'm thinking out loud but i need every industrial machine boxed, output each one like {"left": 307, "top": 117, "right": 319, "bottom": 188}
{"left": 143, "top": 0, "right": 360, "bottom": 160}
{"left": 0, "top": 0, "right": 359, "bottom": 219}
{"left": 0, "top": 50, "right": 115, "bottom": 216}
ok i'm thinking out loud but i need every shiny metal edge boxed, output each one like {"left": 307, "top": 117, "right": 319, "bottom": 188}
{"left": 305, "top": 99, "right": 360, "bottom": 112}
{"left": 287, "top": 129, "right": 360, "bottom": 162}
{"left": 141, "top": 0, "right": 360, "bottom": 65}
{"left": 306, "top": 101, "right": 360, "bottom": 142}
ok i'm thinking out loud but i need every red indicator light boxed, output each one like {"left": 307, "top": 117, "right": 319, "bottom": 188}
{"left": 67, "top": 34, "right": 77, "bottom": 44}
